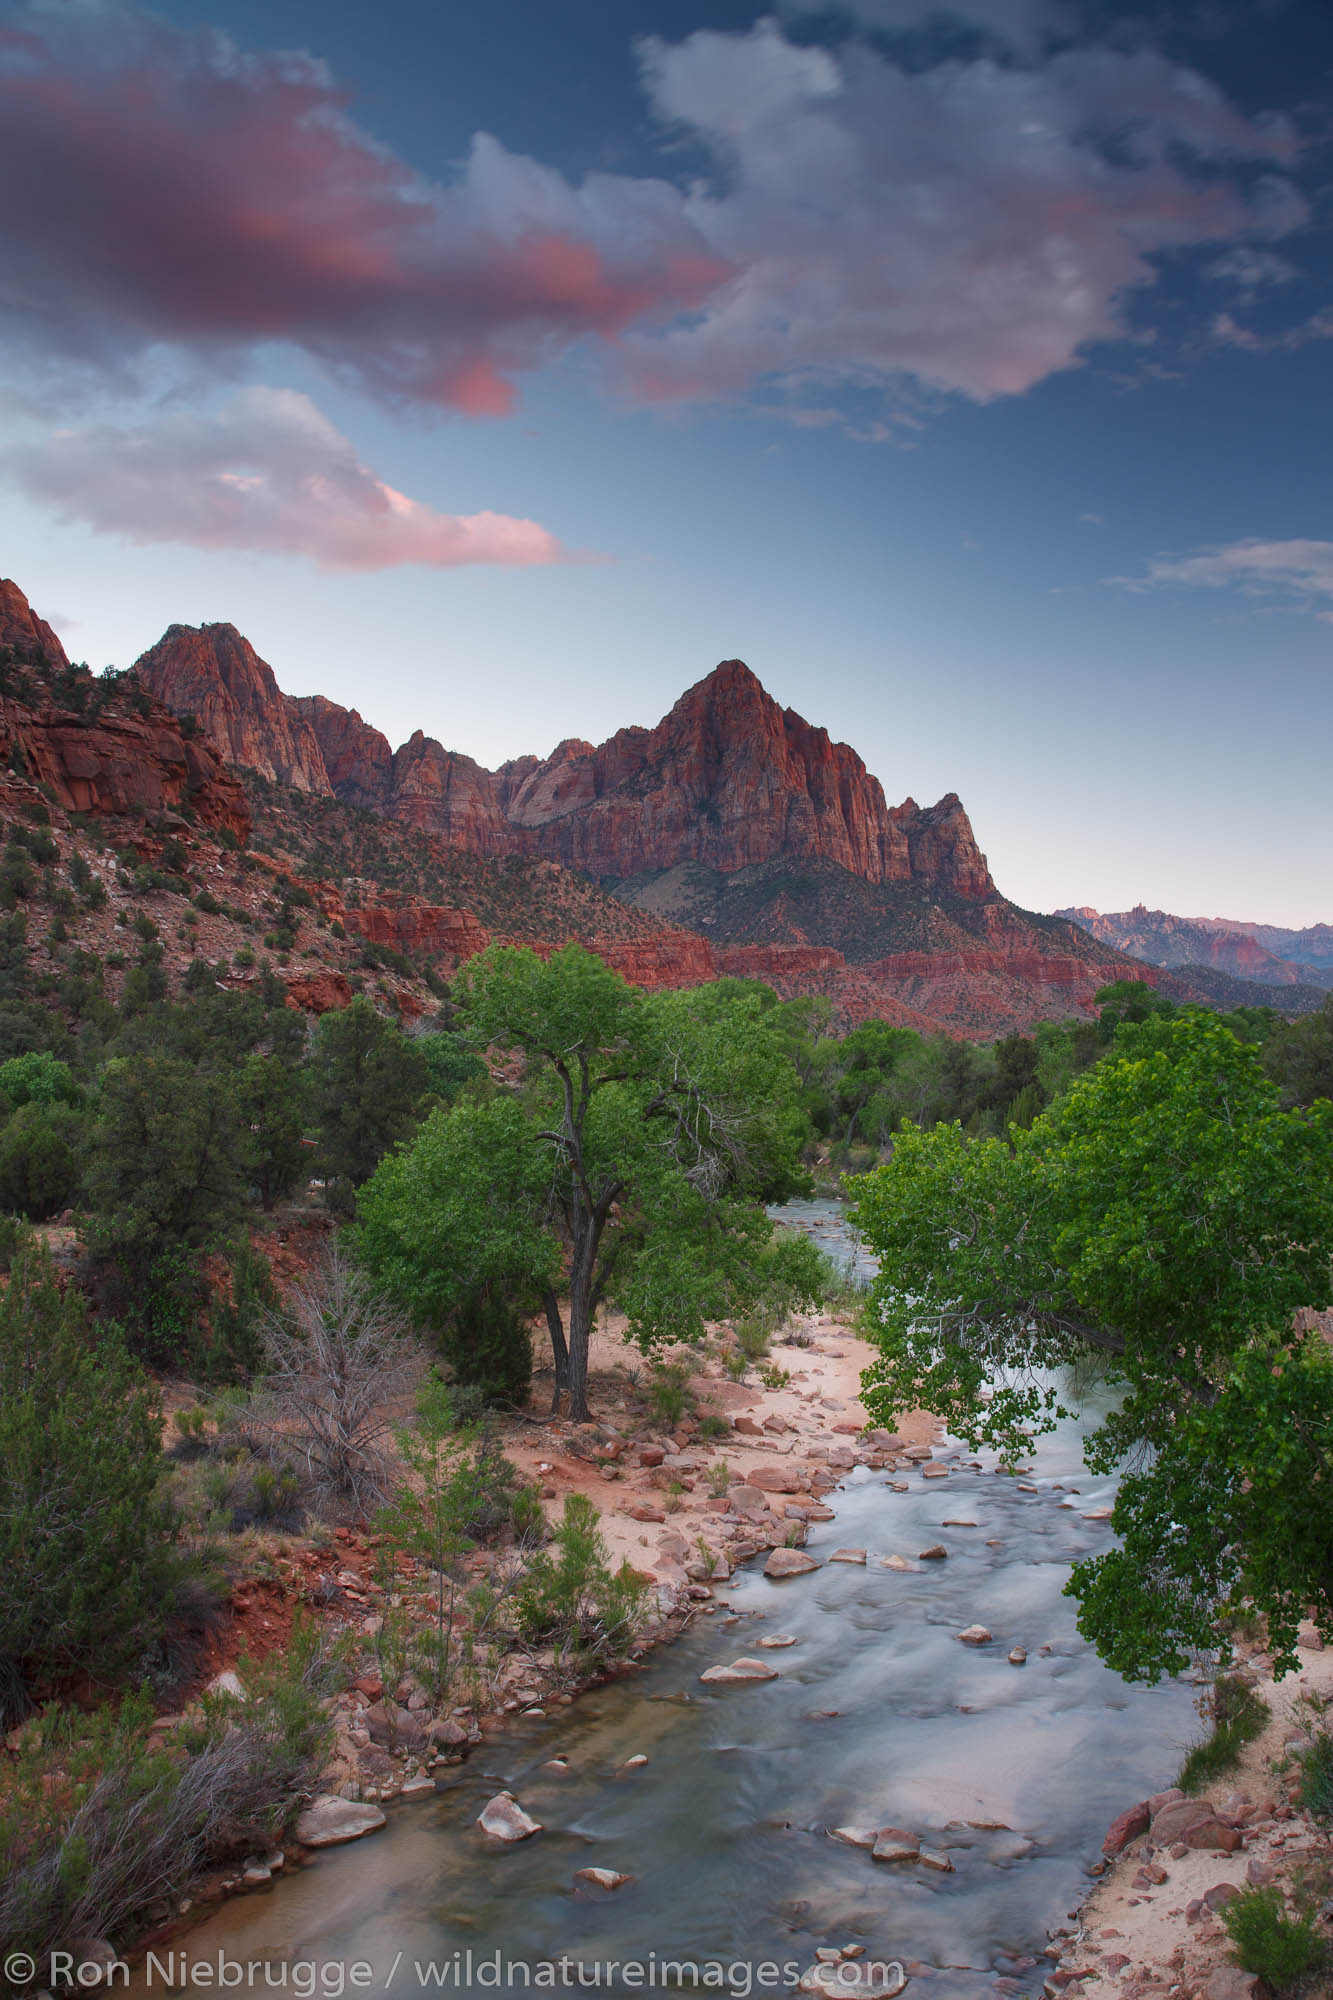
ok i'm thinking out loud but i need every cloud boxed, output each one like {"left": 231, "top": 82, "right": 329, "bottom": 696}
{"left": 621, "top": 19, "right": 1305, "bottom": 405}
{"left": 4, "top": 388, "right": 574, "bottom": 569}
{"left": 1210, "top": 306, "right": 1333, "bottom": 353}
{"left": 1121, "top": 538, "right": 1333, "bottom": 617}
{"left": 0, "top": 1, "right": 727, "bottom": 413}
{"left": 0, "top": 2, "right": 1310, "bottom": 420}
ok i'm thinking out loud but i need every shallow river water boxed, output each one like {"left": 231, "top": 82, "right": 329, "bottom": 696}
{"left": 140, "top": 1204, "right": 1196, "bottom": 2000}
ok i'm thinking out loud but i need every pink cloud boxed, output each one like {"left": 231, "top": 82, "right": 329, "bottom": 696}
{"left": 5, "top": 388, "right": 575, "bottom": 570}
{"left": 0, "top": 4, "right": 728, "bottom": 410}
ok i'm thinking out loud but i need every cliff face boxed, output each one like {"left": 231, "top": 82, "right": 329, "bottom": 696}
{"left": 0, "top": 586, "right": 248, "bottom": 841}
{"left": 135, "top": 624, "right": 330, "bottom": 793}
{"left": 0, "top": 577, "right": 69, "bottom": 667}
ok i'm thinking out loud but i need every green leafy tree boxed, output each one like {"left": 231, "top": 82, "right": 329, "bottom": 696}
{"left": 309, "top": 997, "right": 428, "bottom": 1206}
{"left": 356, "top": 1096, "right": 557, "bottom": 1404}
{"left": 0, "top": 1051, "right": 80, "bottom": 1109}
{"left": 234, "top": 1053, "right": 310, "bottom": 1209}
{"left": 444, "top": 945, "right": 814, "bottom": 1418}
{"left": 0, "top": 1100, "right": 83, "bottom": 1219}
{"left": 850, "top": 1012, "right": 1333, "bottom": 1682}
{"left": 0, "top": 1239, "right": 181, "bottom": 1695}
{"left": 84, "top": 1056, "right": 247, "bottom": 1270}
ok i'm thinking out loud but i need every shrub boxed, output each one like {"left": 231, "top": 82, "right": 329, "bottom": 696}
{"left": 1177, "top": 1675, "right": 1270, "bottom": 1792}
{"left": 0, "top": 1101, "right": 82, "bottom": 1220}
{"left": 648, "top": 1361, "right": 691, "bottom": 1426}
{"left": 1222, "top": 1884, "right": 1327, "bottom": 1990}
{"left": 0, "top": 1619, "right": 346, "bottom": 1961}
{"left": 515, "top": 1493, "right": 647, "bottom": 1669}
{"left": 1296, "top": 1727, "right": 1333, "bottom": 1825}
{"left": 0, "top": 1241, "right": 183, "bottom": 1700}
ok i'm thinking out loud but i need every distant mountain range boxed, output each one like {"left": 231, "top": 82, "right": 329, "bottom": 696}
{"left": 1057, "top": 905, "right": 1332, "bottom": 1012}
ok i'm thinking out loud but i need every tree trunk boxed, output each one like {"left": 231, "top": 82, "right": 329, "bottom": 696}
{"left": 565, "top": 1237, "right": 597, "bottom": 1422}
{"left": 543, "top": 1290, "right": 570, "bottom": 1417}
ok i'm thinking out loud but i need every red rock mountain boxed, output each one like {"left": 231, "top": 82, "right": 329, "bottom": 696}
{"left": 1, "top": 577, "right": 69, "bottom": 667}
{"left": 135, "top": 624, "right": 329, "bottom": 793}
{"left": 0, "top": 582, "right": 248, "bottom": 841}
{"left": 136, "top": 628, "right": 994, "bottom": 900}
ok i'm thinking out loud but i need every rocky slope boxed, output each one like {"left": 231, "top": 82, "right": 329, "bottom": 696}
{"left": 1058, "top": 905, "right": 1333, "bottom": 994}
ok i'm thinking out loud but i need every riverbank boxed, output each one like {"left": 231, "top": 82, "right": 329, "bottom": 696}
{"left": 1052, "top": 1639, "right": 1333, "bottom": 2000}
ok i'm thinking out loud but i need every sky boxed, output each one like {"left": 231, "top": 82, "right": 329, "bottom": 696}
{"left": 1, "top": 0, "right": 1331, "bottom": 926}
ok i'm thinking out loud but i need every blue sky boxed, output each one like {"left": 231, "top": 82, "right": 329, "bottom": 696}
{"left": 0, "top": 0, "right": 1330, "bottom": 925}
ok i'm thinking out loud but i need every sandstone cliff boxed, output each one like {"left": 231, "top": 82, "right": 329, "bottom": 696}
{"left": 136, "top": 624, "right": 330, "bottom": 793}
{"left": 0, "top": 577, "right": 69, "bottom": 667}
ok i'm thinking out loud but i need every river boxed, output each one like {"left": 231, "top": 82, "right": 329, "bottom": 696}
{"left": 136, "top": 1202, "right": 1196, "bottom": 2000}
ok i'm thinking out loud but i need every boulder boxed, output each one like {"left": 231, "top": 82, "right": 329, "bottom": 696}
{"left": 477, "top": 1792, "right": 543, "bottom": 1841}
{"left": 747, "top": 1466, "right": 805, "bottom": 1494}
{"left": 699, "top": 1657, "right": 780, "bottom": 1684}
{"left": 828, "top": 1549, "right": 867, "bottom": 1565}
{"left": 1102, "top": 1802, "right": 1150, "bottom": 1855}
{"left": 956, "top": 1625, "right": 992, "bottom": 1645}
{"left": 293, "top": 1796, "right": 387, "bottom": 1848}
{"left": 764, "top": 1548, "right": 821, "bottom": 1579}
{"left": 363, "top": 1699, "right": 428, "bottom": 1753}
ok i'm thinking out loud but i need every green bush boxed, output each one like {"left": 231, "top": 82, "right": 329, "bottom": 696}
{"left": 440, "top": 1291, "right": 532, "bottom": 1407}
{"left": 515, "top": 1493, "right": 647, "bottom": 1669}
{"left": 648, "top": 1361, "right": 691, "bottom": 1426}
{"left": 1177, "top": 1676, "right": 1271, "bottom": 1792}
{"left": 0, "top": 1241, "right": 184, "bottom": 1699}
{"left": 1296, "top": 1728, "right": 1333, "bottom": 1825}
{"left": 1222, "top": 1885, "right": 1327, "bottom": 1990}
{"left": 0, "top": 1100, "right": 82, "bottom": 1219}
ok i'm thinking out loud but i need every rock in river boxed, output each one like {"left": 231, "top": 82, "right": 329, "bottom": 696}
{"left": 765, "top": 1549, "right": 821, "bottom": 1579}
{"left": 700, "top": 1656, "right": 780, "bottom": 1684}
{"left": 293, "top": 1796, "right": 387, "bottom": 1848}
{"left": 477, "top": 1792, "right": 543, "bottom": 1841}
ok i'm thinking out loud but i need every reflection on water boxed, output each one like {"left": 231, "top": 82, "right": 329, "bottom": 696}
{"left": 139, "top": 1205, "right": 1194, "bottom": 2000}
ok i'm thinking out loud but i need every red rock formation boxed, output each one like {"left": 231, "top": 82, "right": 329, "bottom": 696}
{"left": 284, "top": 971, "right": 354, "bottom": 1014}
{"left": 0, "top": 689, "right": 249, "bottom": 841}
{"left": 293, "top": 696, "right": 392, "bottom": 813}
{"left": 344, "top": 903, "right": 492, "bottom": 961}
{"left": 0, "top": 579, "right": 68, "bottom": 667}
{"left": 589, "top": 936, "right": 717, "bottom": 988}
{"left": 1057, "top": 904, "right": 1330, "bottom": 989}
{"left": 135, "top": 624, "right": 330, "bottom": 792}
{"left": 715, "top": 944, "right": 846, "bottom": 980}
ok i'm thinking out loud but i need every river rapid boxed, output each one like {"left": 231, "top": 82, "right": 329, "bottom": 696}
{"left": 138, "top": 1201, "right": 1196, "bottom": 2000}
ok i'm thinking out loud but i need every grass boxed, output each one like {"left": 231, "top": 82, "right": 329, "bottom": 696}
{"left": 1176, "top": 1675, "right": 1271, "bottom": 1793}
{"left": 1223, "top": 1885, "right": 1328, "bottom": 1993}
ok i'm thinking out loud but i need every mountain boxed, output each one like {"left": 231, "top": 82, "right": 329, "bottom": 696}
{"left": 138, "top": 630, "right": 994, "bottom": 898}
{"left": 1184, "top": 915, "right": 1333, "bottom": 973}
{"left": 1057, "top": 905, "right": 1333, "bottom": 999}
{"left": 131, "top": 618, "right": 1159, "bottom": 1029}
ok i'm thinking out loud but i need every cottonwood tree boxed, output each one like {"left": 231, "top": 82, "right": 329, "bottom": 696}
{"left": 365, "top": 944, "right": 817, "bottom": 1420}
{"left": 850, "top": 1012, "right": 1333, "bottom": 1683}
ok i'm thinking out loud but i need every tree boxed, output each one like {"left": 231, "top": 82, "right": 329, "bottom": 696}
{"left": 850, "top": 1012, "right": 1333, "bottom": 1683}
{"left": 0, "top": 1238, "right": 181, "bottom": 1699}
{"left": 356, "top": 1096, "right": 557, "bottom": 1405}
{"left": 251, "top": 1250, "right": 421, "bottom": 1515}
{"left": 309, "top": 998, "right": 428, "bottom": 1206}
{"left": 0, "top": 1100, "right": 82, "bottom": 1220}
{"left": 234, "top": 1053, "right": 309, "bottom": 1209}
{"left": 1263, "top": 993, "right": 1333, "bottom": 1109}
{"left": 438, "top": 945, "right": 814, "bottom": 1419}
{"left": 0, "top": 1051, "right": 80, "bottom": 1109}
{"left": 83, "top": 1056, "right": 247, "bottom": 1274}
